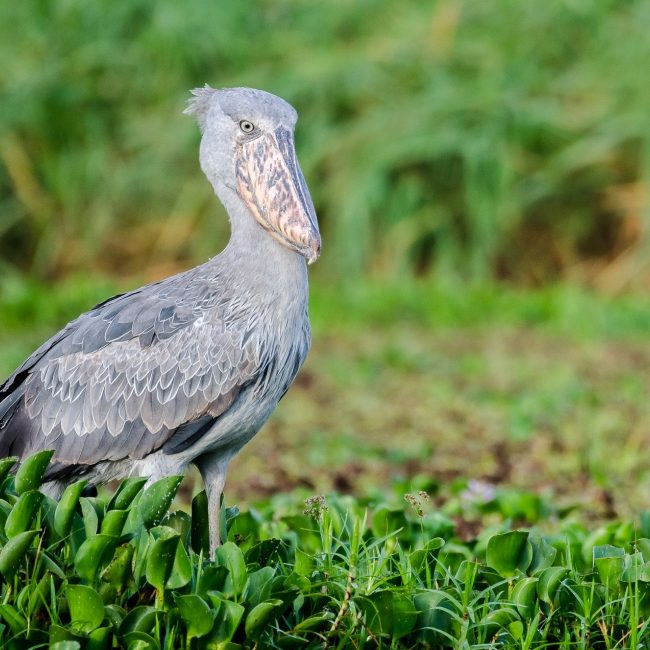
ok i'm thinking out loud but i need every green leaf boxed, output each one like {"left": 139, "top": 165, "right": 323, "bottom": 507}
{"left": 486, "top": 530, "right": 532, "bottom": 577}
{"left": 245, "top": 538, "right": 281, "bottom": 567}
{"left": 357, "top": 590, "right": 394, "bottom": 637}
{"left": 0, "top": 604, "right": 27, "bottom": 636}
{"left": 191, "top": 490, "right": 209, "bottom": 555}
{"left": 51, "top": 642, "right": 81, "bottom": 650}
{"left": 392, "top": 593, "right": 418, "bottom": 640}
{"left": 0, "top": 457, "right": 18, "bottom": 489}
{"left": 410, "top": 537, "right": 445, "bottom": 574}
{"left": 102, "top": 543, "right": 135, "bottom": 591}
{"left": 80, "top": 497, "right": 100, "bottom": 537}
{"left": 27, "top": 571, "right": 53, "bottom": 616}
{"left": 122, "top": 631, "right": 160, "bottom": 650}
{"left": 536, "top": 566, "right": 569, "bottom": 604}
{"left": 479, "top": 606, "right": 519, "bottom": 636}
{"left": 636, "top": 538, "right": 650, "bottom": 562}
{"left": 66, "top": 584, "right": 105, "bottom": 634}
{"left": 145, "top": 534, "right": 179, "bottom": 591}
{"left": 4, "top": 489, "right": 44, "bottom": 537}
{"left": 100, "top": 509, "right": 128, "bottom": 536}
{"left": 210, "top": 599, "right": 245, "bottom": 644}
{"left": 414, "top": 591, "right": 456, "bottom": 644}
{"left": 39, "top": 549, "right": 67, "bottom": 579}
{"left": 88, "top": 626, "right": 112, "bottom": 650}
{"left": 197, "top": 565, "right": 229, "bottom": 598}
{"left": 166, "top": 536, "right": 192, "bottom": 589}
{"left": 371, "top": 506, "right": 408, "bottom": 538}
{"left": 528, "top": 535, "right": 557, "bottom": 573}
{"left": 160, "top": 510, "right": 191, "bottom": 542}
{"left": 54, "top": 480, "right": 88, "bottom": 537}
{"left": 245, "top": 599, "right": 283, "bottom": 640}
{"left": 293, "top": 613, "right": 335, "bottom": 633}
{"left": 243, "top": 566, "right": 275, "bottom": 606}
{"left": 217, "top": 541, "right": 248, "bottom": 598}
{"left": 138, "top": 476, "right": 183, "bottom": 529}
{"left": 512, "top": 576, "right": 538, "bottom": 617}
{"left": 74, "top": 534, "right": 118, "bottom": 584}
{"left": 294, "top": 548, "right": 314, "bottom": 577}
{"left": 0, "top": 529, "right": 38, "bottom": 580}
{"left": 175, "top": 594, "right": 215, "bottom": 640}
{"left": 119, "top": 606, "right": 163, "bottom": 636}
{"left": 14, "top": 450, "right": 54, "bottom": 494}
{"left": 109, "top": 477, "right": 147, "bottom": 510}
{"left": 594, "top": 545, "right": 625, "bottom": 590}
{"left": 621, "top": 552, "right": 650, "bottom": 582}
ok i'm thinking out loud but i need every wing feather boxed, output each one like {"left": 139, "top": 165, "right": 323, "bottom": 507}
{"left": 0, "top": 269, "right": 264, "bottom": 472}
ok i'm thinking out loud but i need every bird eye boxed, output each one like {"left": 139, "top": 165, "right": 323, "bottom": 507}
{"left": 239, "top": 120, "right": 255, "bottom": 133}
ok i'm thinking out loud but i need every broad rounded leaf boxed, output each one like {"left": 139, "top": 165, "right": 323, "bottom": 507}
{"left": 109, "top": 477, "right": 147, "bottom": 511}
{"left": 100, "top": 509, "right": 129, "bottom": 536}
{"left": 145, "top": 534, "right": 179, "bottom": 591}
{"left": 536, "top": 566, "right": 569, "bottom": 604}
{"left": 66, "top": 584, "right": 105, "bottom": 634}
{"left": 0, "top": 457, "right": 18, "bottom": 489}
{"left": 102, "top": 543, "right": 135, "bottom": 591}
{"left": 216, "top": 541, "right": 247, "bottom": 598}
{"left": 74, "top": 534, "right": 118, "bottom": 584}
{"left": 80, "top": 497, "right": 100, "bottom": 538}
{"left": 0, "top": 529, "right": 38, "bottom": 580}
{"left": 51, "top": 642, "right": 81, "bottom": 650}
{"left": 54, "top": 480, "right": 88, "bottom": 537}
{"left": 357, "top": 590, "right": 394, "bottom": 636}
{"left": 243, "top": 566, "right": 275, "bottom": 606}
{"left": 122, "top": 631, "right": 160, "bottom": 650}
{"left": 512, "top": 576, "right": 538, "bottom": 617}
{"left": 245, "top": 599, "right": 283, "bottom": 640}
{"left": 479, "top": 606, "right": 519, "bottom": 635}
{"left": 486, "top": 531, "right": 532, "bottom": 577}
{"left": 528, "top": 535, "right": 557, "bottom": 573}
{"left": 4, "top": 490, "right": 44, "bottom": 538}
{"left": 138, "top": 476, "right": 183, "bottom": 529}
{"left": 594, "top": 545, "right": 625, "bottom": 590}
{"left": 119, "top": 606, "right": 163, "bottom": 636}
{"left": 175, "top": 594, "right": 215, "bottom": 639}
{"left": 211, "top": 599, "right": 245, "bottom": 644}
{"left": 414, "top": 591, "right": 456, "bottom": 644}
{"left": 14, "top": 450, "right": 54, "bottom": 494}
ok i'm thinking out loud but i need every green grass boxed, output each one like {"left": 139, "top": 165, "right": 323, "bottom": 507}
{"left": 2, "top": 0, "right": 650, "bottom": 282}
{"left": 3, "top": 452, "right": 650, "bottom": 648}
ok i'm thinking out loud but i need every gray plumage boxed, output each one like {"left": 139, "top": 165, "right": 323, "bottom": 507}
{"left": 0, "top": 87, "right": 321, "bottom": 552}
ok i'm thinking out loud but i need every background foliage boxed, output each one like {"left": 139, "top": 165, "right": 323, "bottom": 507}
{"left": 1, "top": 0, "right": 649, "bottom": 284}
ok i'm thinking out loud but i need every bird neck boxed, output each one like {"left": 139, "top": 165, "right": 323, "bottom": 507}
{"left": 213, "top": 184, "right": 309, "bottom": 292}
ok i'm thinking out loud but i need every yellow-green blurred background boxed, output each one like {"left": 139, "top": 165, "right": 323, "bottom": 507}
{"left": 1, "top": 0, "right": 650, "bottom": 520}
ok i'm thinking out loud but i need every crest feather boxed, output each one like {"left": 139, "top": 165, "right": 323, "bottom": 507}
{"left": 184, "top": 84, "right": 217, "bottom": 132}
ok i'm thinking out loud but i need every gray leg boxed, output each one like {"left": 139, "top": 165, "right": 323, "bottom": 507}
{"left": 195, "top": 452, "right": 232, "bottom": 558}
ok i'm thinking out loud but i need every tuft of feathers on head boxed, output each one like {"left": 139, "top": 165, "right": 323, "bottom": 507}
{"left": 184, "top": 84, "right": 217, "bottom": 132}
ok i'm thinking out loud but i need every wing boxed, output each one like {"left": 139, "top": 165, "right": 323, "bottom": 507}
{"left": 0, "top": 271, "right": 260, "bottom": 475}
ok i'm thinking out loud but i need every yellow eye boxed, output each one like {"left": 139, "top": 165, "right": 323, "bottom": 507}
{"left": 239, "top": 120, "right": 255, "bottom": 133}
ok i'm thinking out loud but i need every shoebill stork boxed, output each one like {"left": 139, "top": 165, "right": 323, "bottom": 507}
{"left": 0, "top": 86, "right": 320, "bottom": 552}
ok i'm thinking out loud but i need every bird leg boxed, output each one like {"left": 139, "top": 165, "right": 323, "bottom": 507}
{"left": 195, "top": 452, "right": 232, "bottom": 559}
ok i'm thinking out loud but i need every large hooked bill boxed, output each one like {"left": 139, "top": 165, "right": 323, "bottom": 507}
{"left": 235, "top": 126, "right": 321, "bottom": 264}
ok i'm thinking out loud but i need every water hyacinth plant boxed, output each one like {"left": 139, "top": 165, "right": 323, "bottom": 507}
{"left": 0, "top": 452, "right": 649, "bottom": 647}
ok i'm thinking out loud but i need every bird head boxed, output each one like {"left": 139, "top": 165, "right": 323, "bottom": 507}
{"left": 185, "top": 86, "right": 321, "bottom": 264}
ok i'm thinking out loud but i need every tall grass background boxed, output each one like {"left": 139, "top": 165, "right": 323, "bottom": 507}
{"left": 1, "top": 0, "right": 649, "bottom": 289}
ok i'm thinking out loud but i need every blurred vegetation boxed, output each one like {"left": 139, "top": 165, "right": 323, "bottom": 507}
{"left": 1, "top": 0, "right": 650, "bottom": 285}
